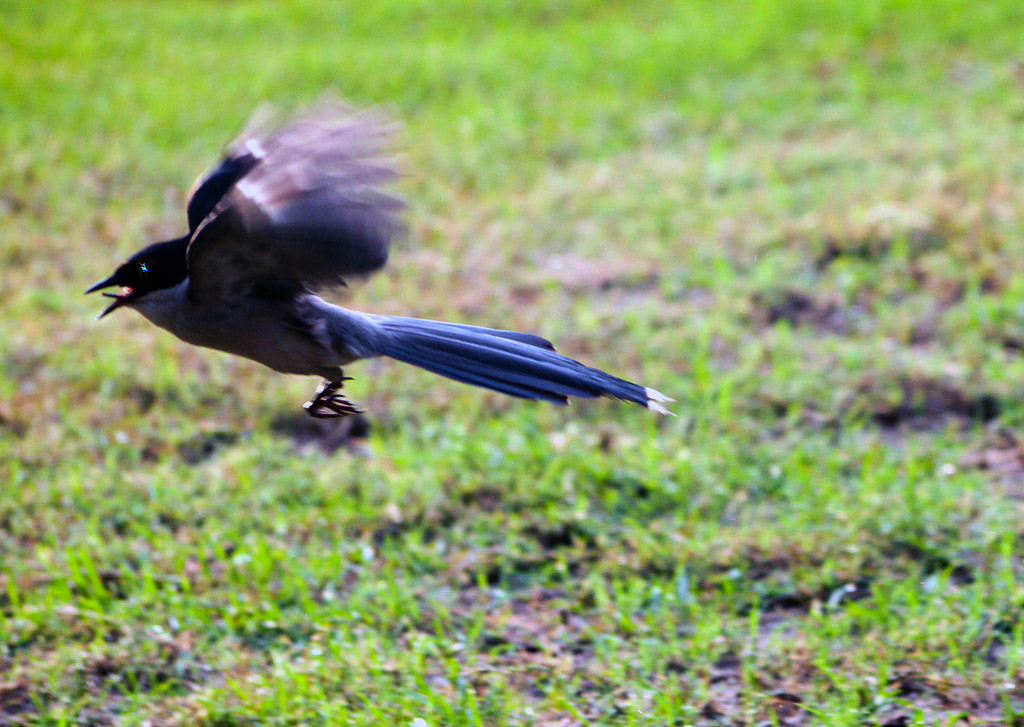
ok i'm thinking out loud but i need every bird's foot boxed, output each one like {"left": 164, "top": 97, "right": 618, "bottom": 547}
{"left": 303, "top": 378, "right": 363, "bottom": 418}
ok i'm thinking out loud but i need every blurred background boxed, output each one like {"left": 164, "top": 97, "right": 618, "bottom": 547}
{"left": 4, "top": 1, "right": 1024, "bottom": 724}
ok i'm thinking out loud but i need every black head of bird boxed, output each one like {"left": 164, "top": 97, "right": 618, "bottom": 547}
{"left": 86, "top": 237, "right": 190, "bottom": 318}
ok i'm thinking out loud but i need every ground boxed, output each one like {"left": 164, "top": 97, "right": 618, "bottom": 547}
{"left": 3, "top": 0, "right": 1024, "bottom": 724}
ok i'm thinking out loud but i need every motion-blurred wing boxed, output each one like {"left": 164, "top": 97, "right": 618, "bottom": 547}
{"left": 185, "top": 104, "right": 275, "bottom": 232}
{"left": 186, "top": 156, "right": 260, "bottom": 233}
{"left": 186, "top": 97, "right": 404, "bottom": 302}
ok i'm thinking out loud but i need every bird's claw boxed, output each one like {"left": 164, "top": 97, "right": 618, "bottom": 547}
{"left": 304, "top": 380, "right": 364, "bottom": 418}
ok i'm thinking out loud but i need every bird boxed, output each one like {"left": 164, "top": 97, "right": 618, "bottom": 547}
{"left": 87, "top": 98, "right": 672, "bottom": 419}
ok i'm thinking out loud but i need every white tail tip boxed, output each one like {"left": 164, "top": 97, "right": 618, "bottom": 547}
{"left": 645, "top": 387, "right": 675, "bottom": 416}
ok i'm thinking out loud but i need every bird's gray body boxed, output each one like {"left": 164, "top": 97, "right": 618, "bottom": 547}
{"left": 132, "top": 280, "right": 377, "bottom": 379}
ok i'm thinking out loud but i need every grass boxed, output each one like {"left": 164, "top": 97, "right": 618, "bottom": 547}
{"left": 4, "top": 0, "right": 1024, "bottom": 723}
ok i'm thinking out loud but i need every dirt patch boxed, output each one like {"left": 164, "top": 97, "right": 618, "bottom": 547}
{"left": 879, "top": 539, "right": 976, "bottom": 586}
{"left": 176, "top": 431, "right": 239, "bottom": 465}
{"left": 0, "top": 407, "right": 27, "bottom": 438}
{"left": 962, "top": 429, "right": 1024, "bottom": 492}
{"left": 124, "top": 387, "right": 158, "bottom": 414}
{"left": 850, "top": 374, "right": 1001, "bottom": 431}
{"left": 879, "top": 671, "right": 1024, "bottom": 725}
{"left": 1002, "top": 336, "right": 1024, "bottom": 355}
{"left": 0, "top": 682, "right": 36, "bottom": 723}
{"left": 270, "top": 413, "right": 371, "bottom": 455}
{"left": 435, "top": 253, "right": 668, "bottom": 329}
{"left": 458, "top": 485, "right": 505, "bottom": 512}
{"left": 760, "top": 578, "right": 873, "bottom": 614}
{"left": 450, "top": 588, "right": 602, "bottom": 713}
{"left": 538, "top": 254, "right": 661, "bottom": 295}
{"left": 1, "top": 348, "right": 46, "bottom": 384}
{"left": 813, "top": 204, "right": 951, "bottom": 271}
{"left": 750, "top": 289, "right": 859, "bottom": 334}
{"left": 524, "top": 521, "right": 596, "bottom": 551}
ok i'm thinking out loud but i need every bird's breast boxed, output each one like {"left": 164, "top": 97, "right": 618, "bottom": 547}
{"left": 129, "top": 282, "right": 346, "bottom": 376}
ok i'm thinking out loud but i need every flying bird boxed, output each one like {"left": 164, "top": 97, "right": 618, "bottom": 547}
{"left": 87, "top": 98, "right": 671, "bottom": 418}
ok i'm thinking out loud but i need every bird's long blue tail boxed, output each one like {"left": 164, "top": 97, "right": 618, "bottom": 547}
{"left": 372, "top": 316, "right": 672, "bottom": 413}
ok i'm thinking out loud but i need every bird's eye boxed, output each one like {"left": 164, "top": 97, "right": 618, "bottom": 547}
{"left": 139, "top": 262, "right": 149, "bottom": 274}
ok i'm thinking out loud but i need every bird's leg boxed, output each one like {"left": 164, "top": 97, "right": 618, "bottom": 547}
{"left": 303, "top": 377, "right": 364, "bottom": 418}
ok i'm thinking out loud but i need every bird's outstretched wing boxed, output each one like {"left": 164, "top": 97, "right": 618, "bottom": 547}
{"left": 186, "top": 97, "right": 404, "bottom": 302}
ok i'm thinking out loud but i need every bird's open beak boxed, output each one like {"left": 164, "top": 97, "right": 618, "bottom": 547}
{"left": 85, "top": 274, "right": 117, "bottom": 295}
{"left": 86, "top": 274, "right": 133, "bottom": 319}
